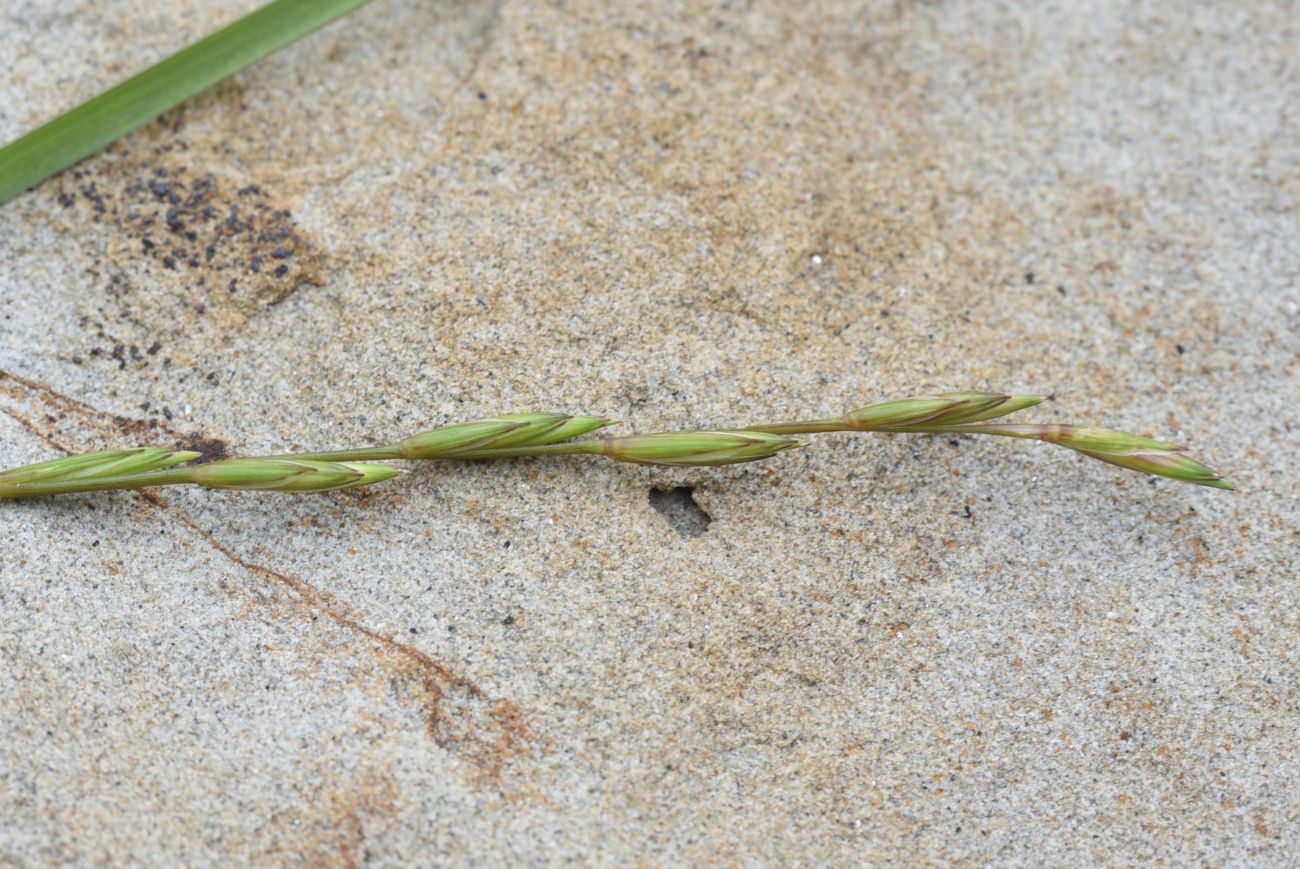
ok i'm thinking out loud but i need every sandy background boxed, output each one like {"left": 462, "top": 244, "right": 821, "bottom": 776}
{"left": 1, "top": 0, "right": 1297, "bottom": 864}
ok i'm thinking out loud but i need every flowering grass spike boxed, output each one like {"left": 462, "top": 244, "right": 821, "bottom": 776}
{"left": 0, "top": 392, "right": 1231, "bottom": 501}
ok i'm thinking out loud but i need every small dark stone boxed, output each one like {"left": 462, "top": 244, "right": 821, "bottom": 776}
{"left": 148, "top": 179, "right": 172, "bottom": 196}
{"left": 270, "top": 245, "right": 292, "bottom": 259}
{"left": 181, "top": 435, "right": 228, "bottom": 462}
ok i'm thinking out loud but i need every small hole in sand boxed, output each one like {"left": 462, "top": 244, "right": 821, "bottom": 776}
{"left": 648, "top": 486, "right": 711, "bottom": 538}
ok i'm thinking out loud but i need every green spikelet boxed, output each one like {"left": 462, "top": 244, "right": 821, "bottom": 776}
{"left": 945, "top": 424, "right": 1233, "bottom": 489}
{"left": 601, "top": 431, "right": 803, "bottom": 466}
{"left": 0, "top": 447, "right": 200, "bottom": 485}
{"left": 844, "top": 393, "right": 1044, "bottom": 431}
{"left": 394, "top": 413, "right": 616, "bottom": 459}
{"left": 191, "top": 459, "right": 400, "bottom": 492}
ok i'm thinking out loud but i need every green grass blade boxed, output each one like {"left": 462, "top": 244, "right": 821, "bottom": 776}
{"left": 0, "top": 0, "right": 375, "bottom": 205}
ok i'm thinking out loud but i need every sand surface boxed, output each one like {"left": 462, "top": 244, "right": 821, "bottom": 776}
{"left": 1, "top": 0, "right": 1297, "bottom": 864}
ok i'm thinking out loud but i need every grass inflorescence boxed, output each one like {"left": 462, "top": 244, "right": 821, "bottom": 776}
{"left": 0, "top": 392, "right": 1231, "bottom": 501}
